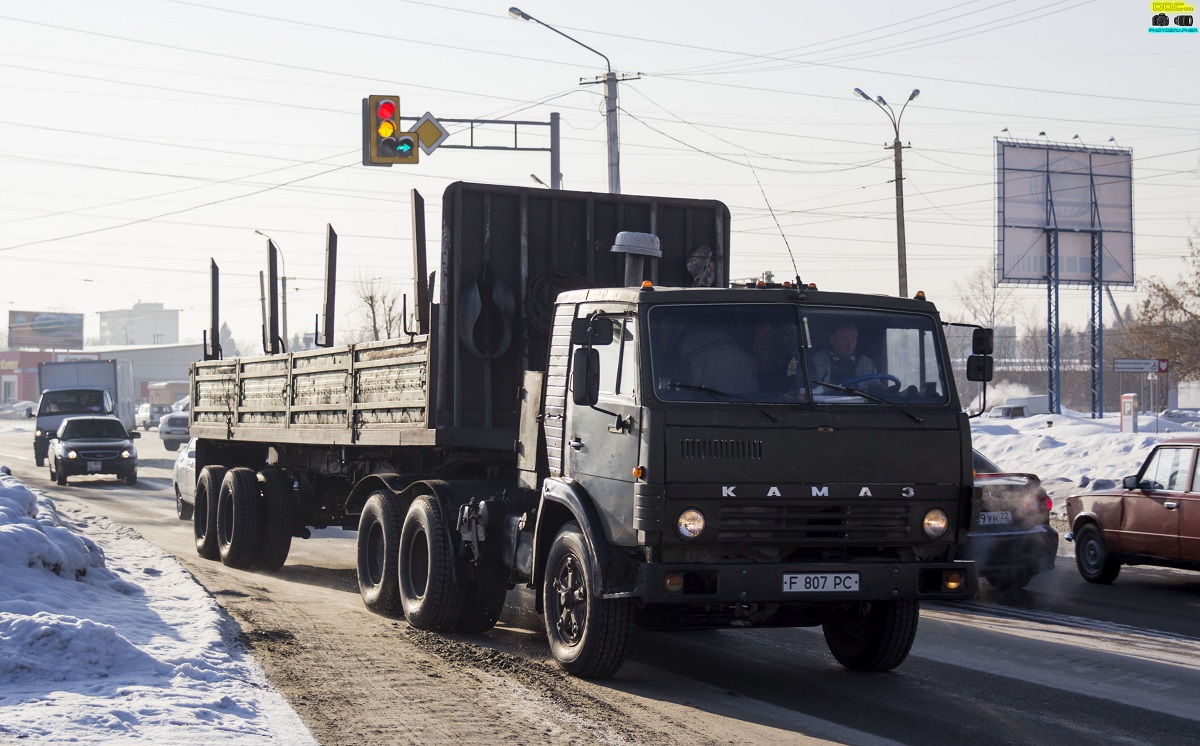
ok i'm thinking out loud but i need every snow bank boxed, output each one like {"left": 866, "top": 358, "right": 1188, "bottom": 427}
{"left": 0, "top": 470, "right": 314, "bottom": 744}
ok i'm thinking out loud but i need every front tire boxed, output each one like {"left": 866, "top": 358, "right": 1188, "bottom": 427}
{"left": 194, "top": 466, "right": 227, "bottom": 560}
{"left": 822, "top": 600, "right": 919, "bottom": 672}
{"left": 398, "top": 495, "right": 463, "bottom": 630}
{"left": 217, "top": 468, "right": 263, "bottom": 569}
{"left": 175, "top": 485, "right": 193, "bottom": 521}
{"left": 55, "top": 462, "right": 67, "bottom": 486}
{"left": 543, "top": 522, "right": 630, "bottom": 679}
{"left": 1075, "top": 523, "right": 1121, "bottom": 584}
{"left": 165, "top": 440, "right": 180, "bottom": 452}
{"left": 125, "top": 471, "right": 138, "bottom": 486}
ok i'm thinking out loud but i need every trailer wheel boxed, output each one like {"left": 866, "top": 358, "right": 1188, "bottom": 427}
{"left": 822, "top": 600, "right": 919, "bottom": 672}
{"left": 398, "top": 495, "right": 463, "bottom": 630}
{"left": 217, "top": 467, "right": 263, "bottom": 569}
{"left": 357, "top": 491, "right": 404, "bottom": 616}
{"left": 543, "top": 522, "right": 630, "bottom": 678}
{"left": 194, "top": 466, "right": 227, "bottom": 560}
{"left": 451, "top": 581, "right": 510, "bottom": 633}
{"left": 256, "top": 468, "right": 294, "bottom": 571}
{"left": 175, "top": 485, "right": 193, "bottom": 521}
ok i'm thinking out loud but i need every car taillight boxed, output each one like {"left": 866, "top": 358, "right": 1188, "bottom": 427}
{"left": 1041, "top": 493, "right": 1052, "bottom": 511}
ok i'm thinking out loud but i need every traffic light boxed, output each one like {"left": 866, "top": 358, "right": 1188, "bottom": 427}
{"left": 362, "top": 95, "right": 419, "bottom": 166}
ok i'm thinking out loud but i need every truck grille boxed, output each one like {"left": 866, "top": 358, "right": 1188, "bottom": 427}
{"left": 718, "top": 501, "right": 911, "bottom": 543}
{"left": 680, "top": 439, "right": 762, "bottom": 460}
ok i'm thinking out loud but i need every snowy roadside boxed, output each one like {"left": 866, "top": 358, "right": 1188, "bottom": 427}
{"left": 0, "top": 469, "right": 315, "bottom": 744}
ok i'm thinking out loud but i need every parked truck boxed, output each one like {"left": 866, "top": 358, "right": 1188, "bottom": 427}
{"left": 188, "top": 182, "right": 990, "bottom": 678}
{"left": 30, "top": 359, "right": 136, "bottom": 466}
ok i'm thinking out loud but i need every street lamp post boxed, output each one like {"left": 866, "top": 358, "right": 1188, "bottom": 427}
{"left": 854, "top": 87, "right": 920, "bottom": 298}
{"left": 254, "top": 230, "right": 288, "bottom": 349}
{"left": 509, "top": 6, "right": 620, "bottom": 194}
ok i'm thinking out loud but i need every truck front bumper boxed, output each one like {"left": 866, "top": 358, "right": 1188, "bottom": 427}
{"left": 635, "top": 559, "right": 977, "bottom": 604}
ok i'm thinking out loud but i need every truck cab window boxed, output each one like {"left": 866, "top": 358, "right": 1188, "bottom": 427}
{"left": 594, "top": 316, "right": 636, "bottom": 399}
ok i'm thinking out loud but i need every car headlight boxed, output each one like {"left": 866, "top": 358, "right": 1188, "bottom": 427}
{"left": 922, "top": 508, "right": 949, "bottom": 538}
{"left": 676, "top": 509, "right": 706, "bottom": 540}
{"left": 35, "top": 429, "right": 43, "bottom": 438}
{"left": 67, "top": 450, "right": 78, "bottom": 459}
{"left": 121, "top": 449, "right": 133, "bottom": 459}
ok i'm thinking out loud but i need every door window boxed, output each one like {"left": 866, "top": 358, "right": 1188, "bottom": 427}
{"left": 1141, "top": 447, "right": 1192, "bottom": 491}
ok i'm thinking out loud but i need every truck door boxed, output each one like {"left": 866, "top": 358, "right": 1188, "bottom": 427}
{"left": 565, "top": 309, "right": 641, "bottom": 545}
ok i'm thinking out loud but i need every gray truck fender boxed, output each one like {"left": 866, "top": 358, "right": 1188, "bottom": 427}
{"left": 533, "top": 477, "right": 618, "bottom": 612}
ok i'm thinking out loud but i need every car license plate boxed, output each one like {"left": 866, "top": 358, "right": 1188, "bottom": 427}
{"left": 87, "top": 461, "right": 101, "bottom": 472}
{"left": 783, "top": 573, "right": 860, "bottom": 593}
{"left": 979, "top": 510, "right": 1013, "bottom": 525}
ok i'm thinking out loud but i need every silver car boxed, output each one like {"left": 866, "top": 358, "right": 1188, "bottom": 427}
{"left": 159, "top": 411, "right": 190, "bottom": 451}
{"left": 172, "top": 437, "right": 197, "bottom": 520}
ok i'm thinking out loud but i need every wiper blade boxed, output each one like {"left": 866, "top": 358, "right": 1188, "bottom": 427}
{"left": 811, "top": 380, "right": 922, "bottom": 423}
{"left": 671, "top": 383, "right": 778, "bottom": 423}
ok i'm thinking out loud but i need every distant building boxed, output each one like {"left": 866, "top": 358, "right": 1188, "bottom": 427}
{"left": 98, "top": 303, "right": 180, "bottom": 346}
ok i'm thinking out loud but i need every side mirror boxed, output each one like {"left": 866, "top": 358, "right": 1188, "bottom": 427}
{"left": 966, "top": 354, "right": 994, "bottom": 382}
{"left": 571, "top": 347, "right": 600, "bottom": 406}
{"left": 972, "top": 328, "right": 994, "bottom": 355}
{"left": 1123, "top": 475, "right": 1138, "bottom": 490}
{"left": 25, "top": 407, "right": 33, "bottom": 419}
{"left": 130, "top": 431, "right": 141, "bottom": 439}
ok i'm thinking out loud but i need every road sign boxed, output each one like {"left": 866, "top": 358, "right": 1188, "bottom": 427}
{"left": 1113, "top": 358, "right": 1168, "bottom": 373}
{"left": 413, "top": 112, "right": 450, "bottom": 155}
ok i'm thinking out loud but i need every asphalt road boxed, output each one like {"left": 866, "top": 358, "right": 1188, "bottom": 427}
{"left": 2, "top": 425, "right": 1198, "bottom": 745}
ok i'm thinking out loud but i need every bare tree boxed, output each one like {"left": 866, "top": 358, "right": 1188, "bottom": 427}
{"left": 1119, "top": 236, "right": 1200, "bottom": 381}
{"left": 352, "top": 274, "right": 404, "bottom": 342}
{"left": 954, "top": 266, "right": 1020, "bottom": 331}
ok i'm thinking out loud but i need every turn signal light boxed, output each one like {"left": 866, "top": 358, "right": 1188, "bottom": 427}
{"left": 943, "top": 570, "right": 964, "bottom": 591}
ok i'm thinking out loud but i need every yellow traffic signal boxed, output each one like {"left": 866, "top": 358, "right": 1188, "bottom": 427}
{"left": 363, "top": 95, "right": 419, "bottom": 166}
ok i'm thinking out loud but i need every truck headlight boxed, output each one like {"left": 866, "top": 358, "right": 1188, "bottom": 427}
{"left": 922, "top": 509, "right": 949, "bottom": 538}
{"left": 36, "top": 429, "right": 43, "bottom": 438}
{"left": 676, "top": 509, "right": 705, "bottom": 540}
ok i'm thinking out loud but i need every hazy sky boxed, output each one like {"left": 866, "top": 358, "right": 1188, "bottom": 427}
{"left": 1, "top": 0, "right": 1196, "bottom": 350}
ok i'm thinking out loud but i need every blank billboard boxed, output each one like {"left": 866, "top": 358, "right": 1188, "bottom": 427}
{"left": 995, "top": 140, "right": 1133, "bottom": 286}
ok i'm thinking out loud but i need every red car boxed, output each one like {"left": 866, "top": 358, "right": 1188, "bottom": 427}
{"left": 1066, "top": 437, "right": 1200, "bottom": 583}
{"left": 966, "top": 450, "right": 1058, "bottom": 592}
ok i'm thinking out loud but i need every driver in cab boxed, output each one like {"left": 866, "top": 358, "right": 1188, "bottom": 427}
{"left": 809, "top": 321, "right": 876, "bottom": 386}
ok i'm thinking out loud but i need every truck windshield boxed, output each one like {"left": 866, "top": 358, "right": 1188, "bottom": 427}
{"left": 648, "top": 304, "right": 950, "bottom": 406}
{"left": 37, "top": 390, "right": 107, "bottom": 416}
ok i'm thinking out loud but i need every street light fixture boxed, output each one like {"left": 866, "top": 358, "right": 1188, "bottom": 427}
{"left": 254, "top": 229, "right": 288, "bottom": 350}
{"left": 854, "top": 87, "right": 920, "bottom": 298}
{"left": 509, "top": 6, "right": 621, "bottom": 193}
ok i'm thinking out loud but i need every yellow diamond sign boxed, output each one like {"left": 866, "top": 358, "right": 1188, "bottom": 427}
{"left": 413, "top": 112, "right": 450, "bottom": 155}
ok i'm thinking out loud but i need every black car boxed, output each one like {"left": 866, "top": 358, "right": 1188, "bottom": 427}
{"left": 48, "top": 415, "right": 139, "bottom": 486}
{"left": 965, "top": 449, "right": 1059, "bottom": 592}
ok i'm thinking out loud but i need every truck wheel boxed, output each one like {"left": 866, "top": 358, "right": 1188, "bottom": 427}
{"left": 175, "top": 485, "right": 193, "bottom": 521}
{"left": 357, "top": 491, "right": 405, "bottom": 616}
{"left": 256, "top": 468, "right": 294, "bottom": 571}
{"left": 1075, "top": 524, "right": 1121, "bottom": 584}
{"left": 983, "top": 569, "right": 1034, "bottom": 593}
{"left": 398, "top": 495, "right": 463, "bottom": 630}
{"left": 822, "top": 600, "right": 919, "bottom": 672}
{"left": 217, "top": 468, "right": 263, "bottom": 570}
{"left": 451, "top": 580, "right": 510, "bottom": 633}
{"left": 543, "top": 522, "right": 630, "bottom": 678}
{"left": 194, "top": 466, "right": 228, "bottom": 560}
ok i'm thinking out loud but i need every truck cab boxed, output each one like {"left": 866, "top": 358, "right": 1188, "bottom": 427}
{"left": 30, "top": 388, "right": 114, "bottom": 466}
{"left": 524, "top": 284, "right": 976, "bottom": 670}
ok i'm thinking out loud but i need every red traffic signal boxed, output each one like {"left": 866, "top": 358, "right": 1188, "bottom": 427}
{"left": 363, "top": 95, "right": 418, "bottom": 166}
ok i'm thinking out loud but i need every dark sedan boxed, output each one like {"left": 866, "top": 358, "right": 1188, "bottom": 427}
{"left": 965, "top": 450, "right": 1058, "bottom": 592}
{"left": 48, "top": 416, "right": 139, "bottom": 486}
